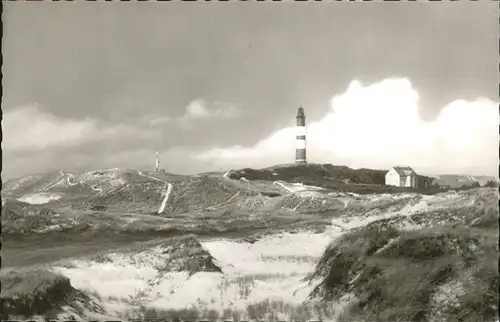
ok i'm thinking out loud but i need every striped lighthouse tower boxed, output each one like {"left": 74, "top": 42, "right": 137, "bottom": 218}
{"left": 295, "top": 106, "right": 307, "bottom": 164}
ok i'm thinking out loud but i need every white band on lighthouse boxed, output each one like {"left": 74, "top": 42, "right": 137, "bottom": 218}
{"left": 296, "top": 126, "right": 306, "bottom": 136}
{"left": 295, "top": 106, "right": 307, "bottom": 164}
{"left": 296, "top": 139, "right": 306, "bottom": 150}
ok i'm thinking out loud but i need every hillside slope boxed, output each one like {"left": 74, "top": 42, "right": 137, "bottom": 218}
{"left": 308, "top": 188, "right": 498, "bottom": 322}
{"left": 2, "top": 166, "right": 498, "bottom": 321}
{"left": 227, "top": 163, "right": 438, "bottom": 194}
{"left": 434, "top": 174, "right": 497, "bottom": 188}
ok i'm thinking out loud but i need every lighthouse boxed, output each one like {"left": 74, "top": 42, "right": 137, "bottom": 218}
{"left": 295, "top": 106, "right": 307, "bottom": 164}
{"left": 155, "top": 151, "right": 160, "bottom": 172}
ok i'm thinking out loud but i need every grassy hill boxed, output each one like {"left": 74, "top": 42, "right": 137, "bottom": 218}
{"left": 228, "top": 163, "right": 442, "bottom": 195}
{"left": 308, "top": 188, "right": 499, "bottom": 322}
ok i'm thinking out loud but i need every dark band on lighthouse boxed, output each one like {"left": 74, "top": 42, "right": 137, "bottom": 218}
{"left": 295, "top": 107, "right": 307, "bottom": 164}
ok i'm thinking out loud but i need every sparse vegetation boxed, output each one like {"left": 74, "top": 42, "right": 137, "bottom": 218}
{"left": 0, "top": 269, "right": 103, "bottom": 320}
{"left": 229, "top": 164, "right": 388, "bottom": 186}
{"left": 122, "top": 299, "right": 339, "bottom": 322}
{"left": 484, "top": 180, "right": 498, "bottom": 188}
{"left": 309, "top": 190, "right": 499, "bottom": 322}
{"left": 3, "top": 165, "right": 497, "bottom": 321}
{"left": 157, "top": 235, "right": 223, "bottom": 275}
{"left": 228, "top": 163, "right": 468, "bottom": 195}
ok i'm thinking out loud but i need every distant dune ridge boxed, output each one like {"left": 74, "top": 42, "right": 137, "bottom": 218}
{"left": 1, "top": 164, "right": 498, "bottom": 322}
{"left": 432, "top": 174, "right": 497, "bottom": 188}
{"left": 3, "top": 164, "right": 495, "bottom": 200}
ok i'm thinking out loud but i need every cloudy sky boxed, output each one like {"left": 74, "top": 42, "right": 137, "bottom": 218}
{"left": 3, "top": 2, "right": 498, "bottom": 179}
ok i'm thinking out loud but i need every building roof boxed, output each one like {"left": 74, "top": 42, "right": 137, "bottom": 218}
{"left": 391, "top": 166, "right": 416, "bottom": 177}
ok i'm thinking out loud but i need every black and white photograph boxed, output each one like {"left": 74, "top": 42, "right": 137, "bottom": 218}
{"left": 1, "top": 1, "right": 499, "bottom": 321}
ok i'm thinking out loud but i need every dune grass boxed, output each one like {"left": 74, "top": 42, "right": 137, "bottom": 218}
{"left": 0, "top": 269, "right": 103, "bottom": 320}
{"left": 228, "top": 164, "right": 460, "bottom": 195}
{"left": 310, "top": 195, "right": 499, "bottom": 322}
{"left": 122, "top": 299, "right": 341, "bottom": 322}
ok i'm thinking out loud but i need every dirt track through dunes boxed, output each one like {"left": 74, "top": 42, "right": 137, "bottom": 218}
{"left": 137, "top": 171, "right": 174, "bottom": 214}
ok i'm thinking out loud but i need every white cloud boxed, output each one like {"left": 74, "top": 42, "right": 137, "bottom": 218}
{"left": 183, "top": 99, "right": 241, "bottom": 120}
{"left": 148, "top": 99, "right": 241, "bottom": 125}
{"left": 184, "top": 99, "right": 212, "bottom": 119}
{"left": 2, "top": 104, "right": 158, "bottom": 152}
{"left": 2, "top": 104, "right": 96, "bottom": 151}
{"left": 194, "top": 78, "right": 499, "bottom": 176}
{"left": 149, "top": 116, "right": 173, "bottom": 125}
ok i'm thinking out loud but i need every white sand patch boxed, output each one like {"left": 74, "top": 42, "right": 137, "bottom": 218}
{"left": 273, "top": 181, "right": 293, "bottom": 192}
{"left": 273, "top": 181, "right": 324, "bottom": 193}
{"left": 290, "top": 183, "right": 325, "bottom": 191}
{"left": 330, "top": 190, "right": 471, "bottom": 231}
{"left": 199, "top": 231, "right": 342, "bottom": 310}
{"left": 65, "top": 176, "right": 79, "bottom": 186}
{"left": 50, "top": 230, "right": 343, "bottom": 317}
{"left": 52, "top": 248, "right": 165, "bottom": 299}
{"left": 109, "top": 178, "right": 127, "bottom": 187}
{"left": 294, "top": 191, "right": 325, "bottom": 199}
{"left": 158, "top": 183, "right": 173, "bottom": 214}
{"left": 428, "top": 279, "right": 467, "bottom": 322}
{"left": 67, "top": 169, "right": 129, "bottom": 192}
{"left": 148, "top": 272, "right": 221, "bottom": 309}
{"left": 52, "top": 247, "right": 229, "bottom": 316}
{"left": 42, "top": 177, "right": 67, "bottom": 191}
{"left": 33, "top": 224, "right": 63, "bottom": 233}
{"left": 331, "top": 201, "right": 424, "bottom": 230}
{"left": 17, "top": 193, "right": 62, "bottom": 205}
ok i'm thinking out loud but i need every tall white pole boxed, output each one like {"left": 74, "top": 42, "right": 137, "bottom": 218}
{"left": 155, "top": 151, "right": 160, "bottom": 172}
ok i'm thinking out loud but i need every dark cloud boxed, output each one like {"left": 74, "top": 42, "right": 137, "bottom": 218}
{"left": 2, "top": 2, "right": 497, "bottom": 179}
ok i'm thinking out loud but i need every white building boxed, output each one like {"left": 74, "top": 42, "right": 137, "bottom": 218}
{"left": 385, "top": 166, "right": 418, "bottom": 188}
